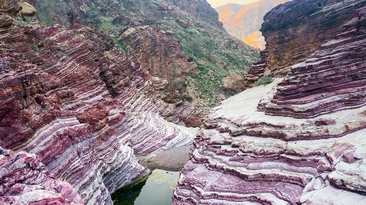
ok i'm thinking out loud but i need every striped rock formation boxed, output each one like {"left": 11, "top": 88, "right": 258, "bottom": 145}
{"left": 173, "top": 1, "right": 366, "bottom": 204}
{"left": 245, "top": 0, "right": 366, "bottom": 86}
{"left": 28, "top": 0, "right": 259, "bottom": 110}
{"left": 0, "top": 2, "right": 196, "bottom": 204}
{"left": 0, "top": 147, "right": 84, "bottom": 204}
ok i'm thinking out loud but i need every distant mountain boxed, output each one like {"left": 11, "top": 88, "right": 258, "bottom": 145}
{"left": 216, "top": 0, "right": 288, "bottom": 50}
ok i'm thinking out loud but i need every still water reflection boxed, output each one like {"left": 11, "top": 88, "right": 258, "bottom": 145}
{"left": 112, "top": 169, "right": 179, "bottom": 205}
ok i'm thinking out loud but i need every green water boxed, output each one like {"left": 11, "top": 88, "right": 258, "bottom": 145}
{"left": 112, "top": 169, "right": 179, "bottom": 205}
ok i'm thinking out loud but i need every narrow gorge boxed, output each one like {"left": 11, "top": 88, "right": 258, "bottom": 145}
{"left": 174, "top": 0, "right": 366, "bottom": 204}
{"left": 0, "top": 0, "right": 255, "bottom": 204}
{"left": 0, "top": 3, "right": 196, "bottom": 204}
{"left": 1, "top": 0, "right": 366, "bottom": 205}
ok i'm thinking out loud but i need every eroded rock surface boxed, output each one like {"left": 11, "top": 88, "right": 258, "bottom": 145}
{"left": 0, "top": 1, "right": 197, "bottom": 204}
{"left": 260, "top": 3, "right": 366, "bottom": 119}
{"left": 174, "top": 81, "right": 366, "bottom": 204}
{"left": 174, "top": 1, "right": 366, "bottom": 204}
{"left": 0, "top": 147, "right": 84, "bottom": 204}
{"left": 28, "top": 0, "right": 259, "bottom": 109}
{"left": 245, "top": 0, "right": 366, "bottom": 86}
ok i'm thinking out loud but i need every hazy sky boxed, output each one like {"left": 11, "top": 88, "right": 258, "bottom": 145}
{"left": 206, "top": 0, "right": 259, "bottom": 8}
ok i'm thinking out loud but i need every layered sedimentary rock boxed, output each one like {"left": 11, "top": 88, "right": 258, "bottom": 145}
{"left": 174, "top": 1, "right": 366, "bottom": 204}
{"left": 117, "top": 25, "right": 195, "bottom": 98}
{"left": 245, "top": 0, "right": 366, "bottom": 86}
{"left": 174, "top": 82, "right": 366, "bottom": 204}
{"left": 0, "top": 147, "right": 84, "bottom": 204}
{"left": 259, "top": 4, "right": 366, "bottom": 118}
{"left": 0, "top": 1, "right": 196, "bottom": 204}
{"left": 28, "top": 0, "right": 259, "bottom": 109}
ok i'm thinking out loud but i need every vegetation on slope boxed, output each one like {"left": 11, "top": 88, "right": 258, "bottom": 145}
{"left": 30, "top": 0, "right": 259, "bottom": 110}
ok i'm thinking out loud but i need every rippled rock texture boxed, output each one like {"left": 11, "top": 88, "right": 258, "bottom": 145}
{"left": 245, "top": 0, "right": 366, "bottom": 86}
{"left": 260, "top": 1, "right": 366, "bottom": 119}
{"left": 174, "top": 1, "right": 366, "bottom": 204}
{"left": 0, "top": 1, "right": 196, "bottom": 204}
{"left": 0, "top": 147, "right": 84, "bottom": 204}
{"left": 28, "top": 0, "right": 259, "bottom": 109}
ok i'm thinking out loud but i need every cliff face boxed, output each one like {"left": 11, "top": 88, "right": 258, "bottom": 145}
{"left": 28, "top": 0, "right": 259, "bottom": 109}
{"left": 174, "top": 1, "right": 366, "bottom": 204}
{"left": 29, "top": 0, "right": 222, "bottom": 28}
{"left": 163, "top": 0, "right": 223, "bottom": 28}
{"left": 215, "top": 0, "right": 288, "bottom": 50}
{"left": 246, "top": 0, "right": 366, "bottom": 86}
{"left": 0, "top": 1, "right": 197, "bottom": 204}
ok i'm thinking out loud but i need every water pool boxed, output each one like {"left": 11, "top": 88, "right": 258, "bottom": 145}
{"left": 112, "top": 169, "right": 179, "bottom": 205}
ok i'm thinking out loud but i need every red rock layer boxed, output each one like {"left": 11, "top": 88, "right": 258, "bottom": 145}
{"left": 246, "top": 0, "right": 366, "bottom": 83}
{"left": 118, "top": 26, "right": 195, "bottom": 100}
{"left": 0, "top": 3, "right": 196, "bottom": 204}
{"left": 173, "top": 81, "right": 366, "bottom": 204}
{"left": 173, "top": 1, "right": 366, "bottom": 204}
{"left": 244, "top": 50, "right": 268, "bottom": 85}
{"left": 0, "top": 147, "right": 84, "bottom": 204}
{"left": 260, "top": 4, "right": 366, "bottom": 118}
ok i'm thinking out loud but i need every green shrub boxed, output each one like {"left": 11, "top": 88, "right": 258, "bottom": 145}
{"left": 197, "top": 64, "right": 206, "bottom": 73}
{"left": 30, "top": 44, "right": 39, "bottom": 52}
{"left": 112, "top": 37, "right": 128, "bottom": 54}
{"left": 98, "top": 21, "right": 111, "bottom": 34}
{"left": 188, "top": 39, "right": 203, "bottom": 58}
{"left": 57, "top": 46, "right": 65, "bottom": 51}
{"left": 184, "top": 96, "right": 193, "bottom": 103}
{"left": 254, "top": 76, "right": 273, "bottom": 86}
{"left": 22, "top": 16, "right": 31, "bottom": 24}
{"left": 151, "top": 19, "right": 158, "bottom": 24}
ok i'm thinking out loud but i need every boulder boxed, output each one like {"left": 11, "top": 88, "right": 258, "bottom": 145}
{"left": 176, "top": 17, "right": 189, "bottom": 28}
{"left": 20, "top": 2, "right": 36, "bottom": 16}
{"left": 222, "top": 74, "right": 245, "bottom": 93}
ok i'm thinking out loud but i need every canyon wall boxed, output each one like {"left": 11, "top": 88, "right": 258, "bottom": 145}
{"left": 29, "top": 0, "right": 222, "bottom": 28}
{"left": 174, "top": 0, "right": 366, "bottom": 204}
{"left": 0, "top": 147, "right": 84, "bottom": 204}
{"left": 28, "top": 0, "right": 259, "bottom": 109}
{"left": 163, "top": 0, "right": 223, "bottom": 28}
{"left": 0, "top": 1, "right": 197, "bottom": 204}
{"left": 246, "top": 0, "right": 366, "bottom": 86}
{"left": 215, "top": 0, "right": 289, "bottom": 50}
